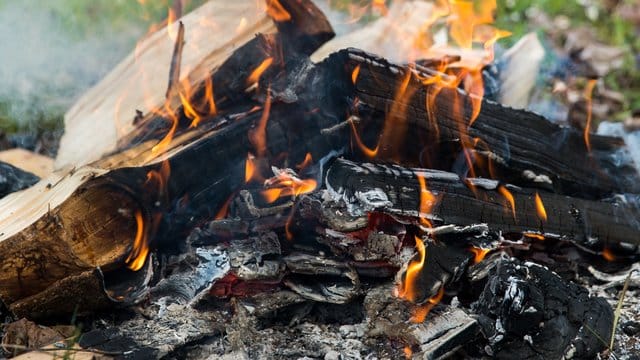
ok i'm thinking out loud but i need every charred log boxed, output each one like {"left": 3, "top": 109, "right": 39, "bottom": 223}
{"left": 320, "top": 49, "right": 640, "bottom": 198}
{"left": 0, "top": 161, "right": 38, "bottom": 199}
{"left": 326, "top": 158, "right": 640, "bottom": 248}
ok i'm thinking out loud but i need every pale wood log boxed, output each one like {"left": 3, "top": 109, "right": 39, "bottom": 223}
{"left": 56, "top": 0, "right": 276, "bottom": 169}
{"left": 0, "top": 148, "right": 54, "bottom": 178}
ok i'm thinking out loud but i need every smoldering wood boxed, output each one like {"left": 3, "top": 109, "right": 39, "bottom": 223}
{"left": 326, "top": 158, "right": 640, "bottom": 247}
{"left": 322, "top": 48, "right": 640, "bottom": 198}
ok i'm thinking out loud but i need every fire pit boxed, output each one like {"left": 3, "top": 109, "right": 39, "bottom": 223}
{"left": 1, "top": 0, "right": 639, "bottom": 359}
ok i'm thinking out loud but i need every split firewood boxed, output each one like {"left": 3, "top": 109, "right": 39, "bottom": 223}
{"left": 55, "top": 0, "right": 331, "bottom": 169}
{"left": 326, "top": 158, "right": 640, "bottom": 249}
{"left": 329, "top": 48, "right": 640, "bottom": 197}
{"left": 0, "top": 0, "right": 335, "bottom": 319}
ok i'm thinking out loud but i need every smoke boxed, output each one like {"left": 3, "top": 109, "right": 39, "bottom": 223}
{"left": 0, "top": 1, "right": 146, "bottom": 129}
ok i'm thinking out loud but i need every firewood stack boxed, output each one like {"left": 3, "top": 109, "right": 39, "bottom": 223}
{"left": 1, "top": 0, "right": 639, "bottom": 358}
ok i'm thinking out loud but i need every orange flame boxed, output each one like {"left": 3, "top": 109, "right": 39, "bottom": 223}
{"left": 245, "top": 153, "right": 257, "bottom": 183}
{"left": 372, "top": 0, "right": 388, "bottom": 16}
{"left": 412, "top": 286, "right": 444, "bottom": 323}
{"left": 152, "top": 102, "right": 179, "bottom": 155}
{"left": 470, "top": 247, "right": 490, "bottom": 264}
{"left": 417, "top": 174, "right": 437, "bottom": 228}
{"left": 398, "top": 236, "right": 427, "bottom": 303}
{"left": 584, "top": 79, "right": 597, "bottom": 152}
{"left": 524, "top": 232, "right": 545, "bottom": 241}
{"left": 204, "top": 76, "right": 218, "bottom": 117}
{"left": 351, "top": 65, "right": 361, "bottom": 85}
{"left": 261, "top": 173, "right": 317, "bottom": 203}
{"left": 497, "top": 185, "right": 516, "bottom": 220}
{"left": 534, "top": 192, "right": 547, "bottom": 222}
{"left": 349, "top": 117, "right": 379, "bottom": 158}
{"left": 265, "top": 0, "right": 291, "bottom": 22}
{"left": 247, "top": 57, "right": 274, "bottom": 85}
{"left": 214, "top": 193, "right": 234, "bottom": 220}
{"left": 296, "top": 153, "right": 313, "bottom": 170}
{"left": 249, "top": 91, "right": 272, "bottom": 157}
{"left": 126, "top": 210, "right": 148, "bottom": 271}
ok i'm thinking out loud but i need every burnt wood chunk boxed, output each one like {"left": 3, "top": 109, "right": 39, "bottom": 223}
{"left": 472, "top": 258, "right": 612, "bottom": 359}
{"left": 0, "top": 161, "right": 38, "bottom": 199}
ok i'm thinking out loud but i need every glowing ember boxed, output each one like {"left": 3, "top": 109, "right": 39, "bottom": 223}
{"left": 412, "top": 286, "right": 444, "bottom": 323}
{"left": 403, "top": 346, "right": 413, "bottom": 359}
{"left": 398, "top": 236, "right": 427, "bottom": 303}
{"left": 247, "top": 57, "right": 274, "bottom": 85}
{"left": 535, "top": 192, "right": 547, "bottom": 222}
{"left": 126, "top": 210, "right": 148, "bottom": 271}
{"left": 351, "top": 64, "right": 361, "bottom": 85}
{"left": 265, "top": 0, "right": 291, "bottom": 22}
{"left": 497, "top": 185, "right": 516, "bottom": 220}
{"left": 602, "top": 248, "right": 616, "bottom": 262}
{"left": 583, "top": 79, "right": 597, "bottom": 152}
{"left": 470, "top": 246, "right": 490, "bottom": 264}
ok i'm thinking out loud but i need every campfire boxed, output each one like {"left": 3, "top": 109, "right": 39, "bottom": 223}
{"left": 1, "top": 0, "right": 639, "bottom": 358}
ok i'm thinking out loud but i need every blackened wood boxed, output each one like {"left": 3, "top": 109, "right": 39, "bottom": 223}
{"left": 0, "top": 161, "right": 38, "bottom": 199}
{"left": 321, "top": 49, "right": 640, "bottom": 198}
{"left": 473, "top": 258, "right": 612, "bottom": 358}
{"left": 326, "top": 158, "right": 640, "bottom": 247}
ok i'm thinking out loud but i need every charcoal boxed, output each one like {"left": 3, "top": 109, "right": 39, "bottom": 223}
{"left": 0, "top": 161, "right": 38, "bottom": 199}
{"left": 473, "top": 258, "right": 613, "bottom": 359}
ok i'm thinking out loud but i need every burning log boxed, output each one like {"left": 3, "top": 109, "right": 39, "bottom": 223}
{"left": 326, "top": 158, "right": 640, "bottom": 250}
{"left": 329, "top": 49, "right": 640, "bottom": 198}
{"left": 0, "top": 0, "right": 336, "bottom": 319}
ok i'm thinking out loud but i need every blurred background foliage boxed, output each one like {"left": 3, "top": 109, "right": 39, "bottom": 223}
{"left": 0, "top": 0, "right": 638, "bottom": 138}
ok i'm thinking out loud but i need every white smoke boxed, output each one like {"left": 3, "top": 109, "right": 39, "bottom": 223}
{"left": 0, "top": 1, "right": 146, "bottom": 128}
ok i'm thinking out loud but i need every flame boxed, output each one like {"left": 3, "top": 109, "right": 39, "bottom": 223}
{"left": 398, "top": 236, "right": 427, "bottom": 303}
{"left": 403, "top": 346, "right": 413, "bottom": 359}
{"left": 534, "top": 192, "right": 547, "bottom": 222}
{"left": 349, "top": 117, "right": 379, "bottom": 158}
{"left": 417, "top": 174, "right": 437, "bottom": 228}
{"left": 497, "top": 185, "right": 516, "bottom": 220}
{"left": 411, "top": 286, "right": 444, "bottom": 323}
{"left": 214, "top": 193, "right": 234, "bottom": 220}
{"left": 261, "top": 172, "right": 317, "bottom": 203}
{"left": 247, "top": 57, "right": 274, "bottom": 86}
{"left": 245, "top": 153, "right": 257, "bottom": 183}
{"left": 470, "top": 246, "right": 490, "bottom": 264}
{"left": 584, "top": 79, "right": 597, "bottom": 152}
{"left": 249, "top": 91, "right": 272, "bottom": 157}
{"left": 126, "top": 210, "right": 148, "bottom": 271}
{"left": 296, "top": 153, "right": 313, "bottom": 170}
{"left": 265, "top": 0, "right": 291, "bottom": 22}
{"left": 524, "top": 232, "right": 545, "bottom": 241}
{"left": 151, "top": 102, "right": 179, "bottom": 155}
{"left": 372, "top": 0, "right": 388, "bottom": 16}
{"left": 166, "top": 7, "right": 179, "bottom": 41}
{"left": 204, "top": 76, "right": 218, "bottom": 117}
{"left": 351, "top": 65, "right": 361, "bottom": 85}
{"left": 602, "top": 248, "right": 616, "bottom": 262}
